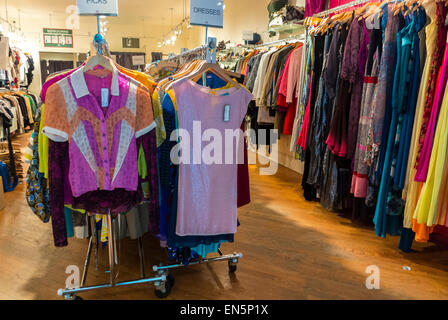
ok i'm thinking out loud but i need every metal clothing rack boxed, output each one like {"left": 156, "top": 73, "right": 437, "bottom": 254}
{"left": 57, "top": 16, "right": 169, "bottom": 300}
{"left": 149, "top": 34, "right": 244, "bottom": 299}
{"left": 165, "top": 45, "right": 207, "bottom": 63}
{"left": 255, "top": 34, "right": 306, "bottom": 49}
{"left": 314, "top": 0, "right": 376, "bottom": 17}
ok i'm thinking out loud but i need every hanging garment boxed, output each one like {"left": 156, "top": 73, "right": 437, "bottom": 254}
{"left": 402, "top": 0, "right": 437, "bottom": 231}
{"left": 414, "top": 30, "right": 448, "bottom": 181}
{"left": 306, "top": 32, "right": 332, "bottom": 188}
{"left": 43, "top": 68, "right": 156, "bottom": 197}
{"left": 371, "top": 4, "right": 400, "bottom": 238}
{"left": 305, "top": 0, "right": 327, "bottom": 17}
{"left": 413, "top": 78, "right": 448, "bottom": 228}
{"left": 351, "top": 27, "right": 382, "bottom": 199}
{"left": 26, "top": 120, "right": 50, "bottom": 223}
{"left": 172, "top": 79, "right": 253, "bottom": 236}
{"left": 340, "top": 17, "right": 370, "bottom": 161}
{"left": 414, "top": 2, "right": 448, "bottom": 171}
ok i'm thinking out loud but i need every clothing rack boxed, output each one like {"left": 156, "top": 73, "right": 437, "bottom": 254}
{"left": 57, "top": 17, "right": 168, "bottom": 300}
{"left": 255, "top": 34, "right": 305, "bottom": 49}
{"left": 314, "top": 0, "right": 376, "bottom": 17}
{"left": 150, "top": 36, "right": 244, "bottom": 297}
{"left": 165, "top": 45, "right": 207, "bottom": 61}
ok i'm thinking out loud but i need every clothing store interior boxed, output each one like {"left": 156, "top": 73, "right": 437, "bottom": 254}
{"left": 0, "top": 0, "right": 448, "bottom": 300}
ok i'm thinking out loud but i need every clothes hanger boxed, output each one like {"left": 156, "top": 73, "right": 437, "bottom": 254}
{"left": 83, "top": 54, "right": 115, "bottom": 73}
{"left": 361, "top": 2, "right": 382, "bottom": 20}
{"left": 163, "top": 60, "right": 206, "bottom": 91}
{"left": 189, "top": 63, "right": 242, "bottom": 89}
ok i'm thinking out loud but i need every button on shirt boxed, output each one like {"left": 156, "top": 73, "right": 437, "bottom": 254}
{"left": 43, "top": 67, "right": 156, "bottom": 197}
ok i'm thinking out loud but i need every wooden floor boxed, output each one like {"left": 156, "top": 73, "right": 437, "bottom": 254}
{"left": 0, "top": 135, "right": 448, "bottom": 300}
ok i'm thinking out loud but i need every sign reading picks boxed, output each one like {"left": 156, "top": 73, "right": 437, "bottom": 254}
{"left": 190, "top": 0, "right": 224, "bottom": 28}
{"left": 43, "top": 29, "right": 73, "bottom": 48}
{"left": 76, "top": 0, "right": 118, "bottom": 16}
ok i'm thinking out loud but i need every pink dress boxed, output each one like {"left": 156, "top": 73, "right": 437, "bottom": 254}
{"left": 173, "top": 79, "right": 253, "bottom": 236}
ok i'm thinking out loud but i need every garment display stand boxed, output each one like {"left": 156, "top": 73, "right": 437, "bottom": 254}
{"left": 149, "top": 34, "right": 243, "bottom": 299}
{"left": 58, "top": 18, "right": 244, "bottom": 300}
{"left": 57, "top": 16, "right": 170, "bottom": 300}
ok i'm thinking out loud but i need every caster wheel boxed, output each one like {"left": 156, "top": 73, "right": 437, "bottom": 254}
{"left": 154, "top": 274, "right": 175, "bottom": 299}
{"left": 228, "top": 260, "right": 237, "bottom": 273}
{"left": 167, "top": 274, "right": 175, "bottom": 287}
{"left": 63, "top": 294, "right": 83, "bottom": 300}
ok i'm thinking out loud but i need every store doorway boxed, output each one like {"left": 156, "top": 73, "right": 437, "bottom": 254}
{"left": 39, "top": 52, "right": 79, "bottom": 85}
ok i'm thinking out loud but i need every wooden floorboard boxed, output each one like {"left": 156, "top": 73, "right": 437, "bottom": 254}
{"left": 0, "top": 133, "right": 447, "bottom": 300}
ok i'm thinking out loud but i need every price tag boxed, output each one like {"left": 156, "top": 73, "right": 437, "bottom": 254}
{"left": 101, "top": 88, "right": 109, "bottom": 107}
{"left": 223, "top": 104, "right": 231, "bottom": 122}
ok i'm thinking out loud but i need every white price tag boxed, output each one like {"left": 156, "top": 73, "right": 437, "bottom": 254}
{"left": 223, "top": 104, "right": 231, "bottom": 122}
{"left": 101, "top": 88, "right": 109, "bottom": 108}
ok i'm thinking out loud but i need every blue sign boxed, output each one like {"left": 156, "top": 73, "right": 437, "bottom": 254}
{"left": 190, "top": 0, "right": 224, "bottom": 29}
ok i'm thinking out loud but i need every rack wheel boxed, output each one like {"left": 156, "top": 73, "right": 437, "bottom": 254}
{"left": 154, "top": 274, "right": 175, "bottom": 299}
{"left": 228, "top": 260, "right": 237, "bottom": 273}
{"left": 63, "top": 294, "right": 83, "bottom": 300}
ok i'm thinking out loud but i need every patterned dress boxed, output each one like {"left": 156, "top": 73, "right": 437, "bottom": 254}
{"left": 351, "top": 27, "right": 382, "bottom": 199}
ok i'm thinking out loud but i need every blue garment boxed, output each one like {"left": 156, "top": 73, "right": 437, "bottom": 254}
{"left": 64, "top": 207, "right": 74, "bottom": 238}
{"left": 374, "top": 9, "right": 424, "bottom": 238}
{"left": 0, "top": 161, "right": 17, "bottom": 192}
{"left": 373, "top": 10, "right": 402, "bottom": 238}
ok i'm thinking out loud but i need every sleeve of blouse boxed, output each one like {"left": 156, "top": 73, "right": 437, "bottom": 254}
{"left": 42, "top": 84, "right": 70, "bottom": 142}
{"left": 136, "top": 85, "right": 156, "bottom": 138}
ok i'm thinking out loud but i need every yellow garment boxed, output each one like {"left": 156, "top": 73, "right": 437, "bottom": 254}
{"left": 118, "top": 67, "right": 166, "bottom": 147}
{"left": 23, "top": 94, "right": 34, "bottom": 124}
{"left": 435, "top": 152, "right": 448, "bottom": 226}
{"left": 65, "top": 204, "right": 86, "bottom": 214}
{"left": 38, "top": 104, "right": 49, "bottom": 179}
{"left": 95, "top": 215, "right": 109, "bottom": 243}
{"left": 152, "top": 88, "right": 167, "bottom": 147}
{"left": 402, "top": 0, "right": 437, "bottom": 229}
{"left": 413, "top": 84, "right": 448, "bottom": 227}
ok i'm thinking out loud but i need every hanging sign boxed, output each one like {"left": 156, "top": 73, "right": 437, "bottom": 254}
{"left": 132, "top": 55, "right": 145, "bottom": 66}
{"left": 43, "top": 28, "right": 73, "bottom": 48}
{"left": 76, "top": 0, "right": 118, "bottom": 16}
{"left": 190, "top": 0, "right": 224, "bottom": 28}
{"left": 122, "top": 37, "right": 140, "bottom": 48}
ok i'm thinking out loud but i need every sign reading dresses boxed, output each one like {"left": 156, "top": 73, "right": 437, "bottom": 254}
{"left": 76, "top": 0, "right": 118, "bottom": 16}
{"left": 190, "top": 0, "right": 224, "bottom": 28}
{"left": 43, "top": 29, "right": 73, "bottom": 48}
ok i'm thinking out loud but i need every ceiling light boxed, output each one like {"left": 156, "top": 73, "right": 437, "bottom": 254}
{"left": 171, "top": 35, "right": 176, "bottom": 41}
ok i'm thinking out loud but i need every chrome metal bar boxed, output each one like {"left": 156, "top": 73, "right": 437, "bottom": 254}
{"left": 313, "top": 0, "right": 374, "bottom": 17}
{"left": 80, "top": 218, "right": 93, "bottom": 287}
{"left": 137, "top": 237, "right": 146, "bottom": 278}
{"left": 153, "top": 253, "right": 243, "bottom": 272}
{"left": 94, "top": 216, "right": 99, "bottom": 271}
{"left": 58, "top": 275, "right": 167, "bottom": 296}
{"left": 165, "top": 45, "right": 207, "bottom": 61}
{"left": 254, "top": 35, "right": 304, "bottom": 49}
{"left": 106, "top": 211, "right": 115, "bottom": 286}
